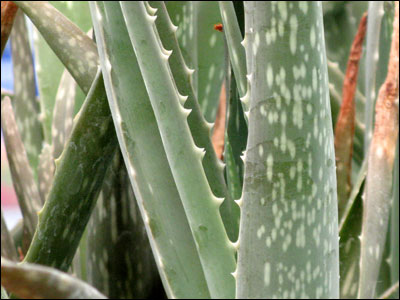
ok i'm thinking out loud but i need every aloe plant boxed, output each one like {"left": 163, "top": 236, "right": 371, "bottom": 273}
{"left": 1, "top": 1, "right": 398, "bottom": 299}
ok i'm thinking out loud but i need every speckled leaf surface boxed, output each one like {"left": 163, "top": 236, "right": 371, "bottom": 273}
{"left": 86, "top": 151, "right": 160, "bottom": 299}
{"left": 10, "top": 10, "right": 43, "bottom": 177}
{"left": 195, "top": 1, "right": 225, "bottom": 122}
{"left": 1, "top": 96, "right": 41, "bottom": 250}
{"left": 236, "top": 2, "right": 339, "bottom": 298}
{"left": 14, "top": 1, "right": 94, "bottom": 142}
{"left": 166, "top": 1, "right": 226, "bottom": 122}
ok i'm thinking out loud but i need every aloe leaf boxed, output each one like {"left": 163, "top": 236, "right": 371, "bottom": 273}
{"left": 51, "top": 69, "right": 77, "bottom": 159}
{"left": 364, "top": 2, "right": 384, "bottom": 154}
{"left": 236, "top": 2, "right": 339, "bottom": 298}
{"left": 334, "top": 13, "right": 367, "bottom": 220}
{"left": 14, "top": 1, "right": 95, "bottom": 142}
{"left": 10, "top": 10, "right": 44, "bottom": 177}
{"left": 1, "top": 1, "right": 18, "bottom": 56}
{"left": 166, "top": 1, "right": 225, "bottom": 122}
{"left": 86, "top": 151, "right": 159, "bottom": 298}
{"left": 1, "top": 257, "right": 107, "bottom": 299}
{"left": 338, "top": 186, "right": 364, "bottom": 299}
{"left": 23, "top": 70, "right": 117, "bottom": 272}
{"left": 165, "top": 1, "right": 196, "bottom": 71}
{"left": 224, "top": 72, "right": 247, "bottom": 202}
{"left": 339, "top": 159, "right": 367, "bottom": 229}
{"left": 358, "top": 3, "right": 399, "bottom": 297}
{"left": 90, "top": 2, "right": 209, "bottom": 298}
{"left": 1, "top": 209, "right": 18, "bottom": 261}
{"left": 37, "top": 143, "right": 54, "bottom": 204}
{"left": 149, "top": 0, "right": 238, "bottom": 243}
{"left": 338, "top": 159, "right": 367, "bottom": 298}
{"left": 14, "top": 1, "right": 98, "bottom": 94}
{"left": 327, "top": 60, "right": 365, "bottom": 165}
{"left": 1, "top": 96, "right": 41, "bottom": 249}
{"left": 120, "top": 2, "right": 236, "bottom": 298}
{"left": 194, "top": 2, "right": 226, "bottom": 122}
{"left": 219, "top": 1, "right": 247, "bottom": 100}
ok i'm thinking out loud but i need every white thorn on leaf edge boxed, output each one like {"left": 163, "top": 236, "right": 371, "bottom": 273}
{"left": 231, "top": 240, "right": 239, "bottom": 251}
{"left": 234, "top": 198, "right": 243, "bottom": 207}
{"left": 214, "top": 196, "right": 225, "bottom": 206}
{"left": 147, "top": 14, "right": 157, "bottom": 23}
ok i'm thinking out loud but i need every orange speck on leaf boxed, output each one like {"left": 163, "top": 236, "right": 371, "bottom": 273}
{"left": 214, "top": 23, "right": 223, "bottom": 32}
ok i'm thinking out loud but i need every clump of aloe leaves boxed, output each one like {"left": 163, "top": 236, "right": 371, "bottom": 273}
{"left": 0, "top": 1, "right": 398, "bottom": 299}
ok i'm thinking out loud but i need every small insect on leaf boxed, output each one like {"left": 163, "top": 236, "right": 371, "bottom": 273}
{"left": 214, "top": 23, "right": 223, "bottom": 32}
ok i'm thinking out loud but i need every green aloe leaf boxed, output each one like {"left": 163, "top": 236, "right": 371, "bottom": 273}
{"left": 338, "top": 158, "right": 367, "bottom": 299}
{"left": 120, "top": 2, "right": 236, "bottom": 298}
{"left": 51, "top": 69, "right": 77, "bottom": 160}
{"left": 14, "top": 1, "right": 95, "bottom": 142}
{"left": 10, "top": 10, "right": 44, "bottom": 177}
{"left": 149, "top": 0, "right": 238, "bottom": 243}
{"left": 1, "top": 96, "right": 41, "bottom": 250}
{"left": 166, "top": 1, "right": 225, "bottom": 122}
{"left": 236, "top": 2, "right": 339, "bottom": 298}
{"left": 219, "top": 1, "right": 247, "bottom": 100}
{"left": 86, "top": 151, "right": 160, "bottom": 298}
{"left": 37, "top": 143, "right": 54, "bottom": 204}
{"left": 1, "top": 257, "right": 107, "bottom": 299}
{"left": 224, "top": 72, "right": 247, "bottom": 203}
{"left": 23, "top": 70, "right": 117, "bottom": 272}
{"left": 90, "top": 2, "right": 209, "bottom": 298}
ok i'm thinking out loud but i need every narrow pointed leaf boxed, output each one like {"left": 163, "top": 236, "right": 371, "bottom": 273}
{"left": 10, "top": 10, "right": 44, "bottom": 176}
{"left": 14, "top": 1, "right": 98, "bottom": 94}
{"left": 51, "top": 69, "right": 77, "bottom": 159}
{"left": 86, "top": 151, "right": 159, "bottom": 299}
{"left": 23, "top": 70, "right": 117, "bottom": 272}
{"left": 219, "top": 1, "right": 247, "bottom": 99}
{"left": 149, "top": 1, "right": 238, "bottom": 241}
{"left": 224, "top": 74, "right": 247, "bottom": 202}
{"left": 195, "top": 1, "right": 226, "bottom": 122}
{"left": 37, "top": 143, "right": 55, "bottom": 204}
{"left": 29, "top": 1, "right": 92, "bottom": 142}
{"left": 364, "top": 2, "right": 384, "bottom": 154}
{"left": 359, "top": 3, "right": 399, "bottom": 297}
{"left": 334, "top": 13, "right": 367, "bottom": 219}
{"left": 121, "top": 2, "right": 236, "bottom": 298}
{"left": 1, "top": 96, "right": 41, "bottom": 249}
{"left": 90, "top": 2, "right": 209, "bottom": 298}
